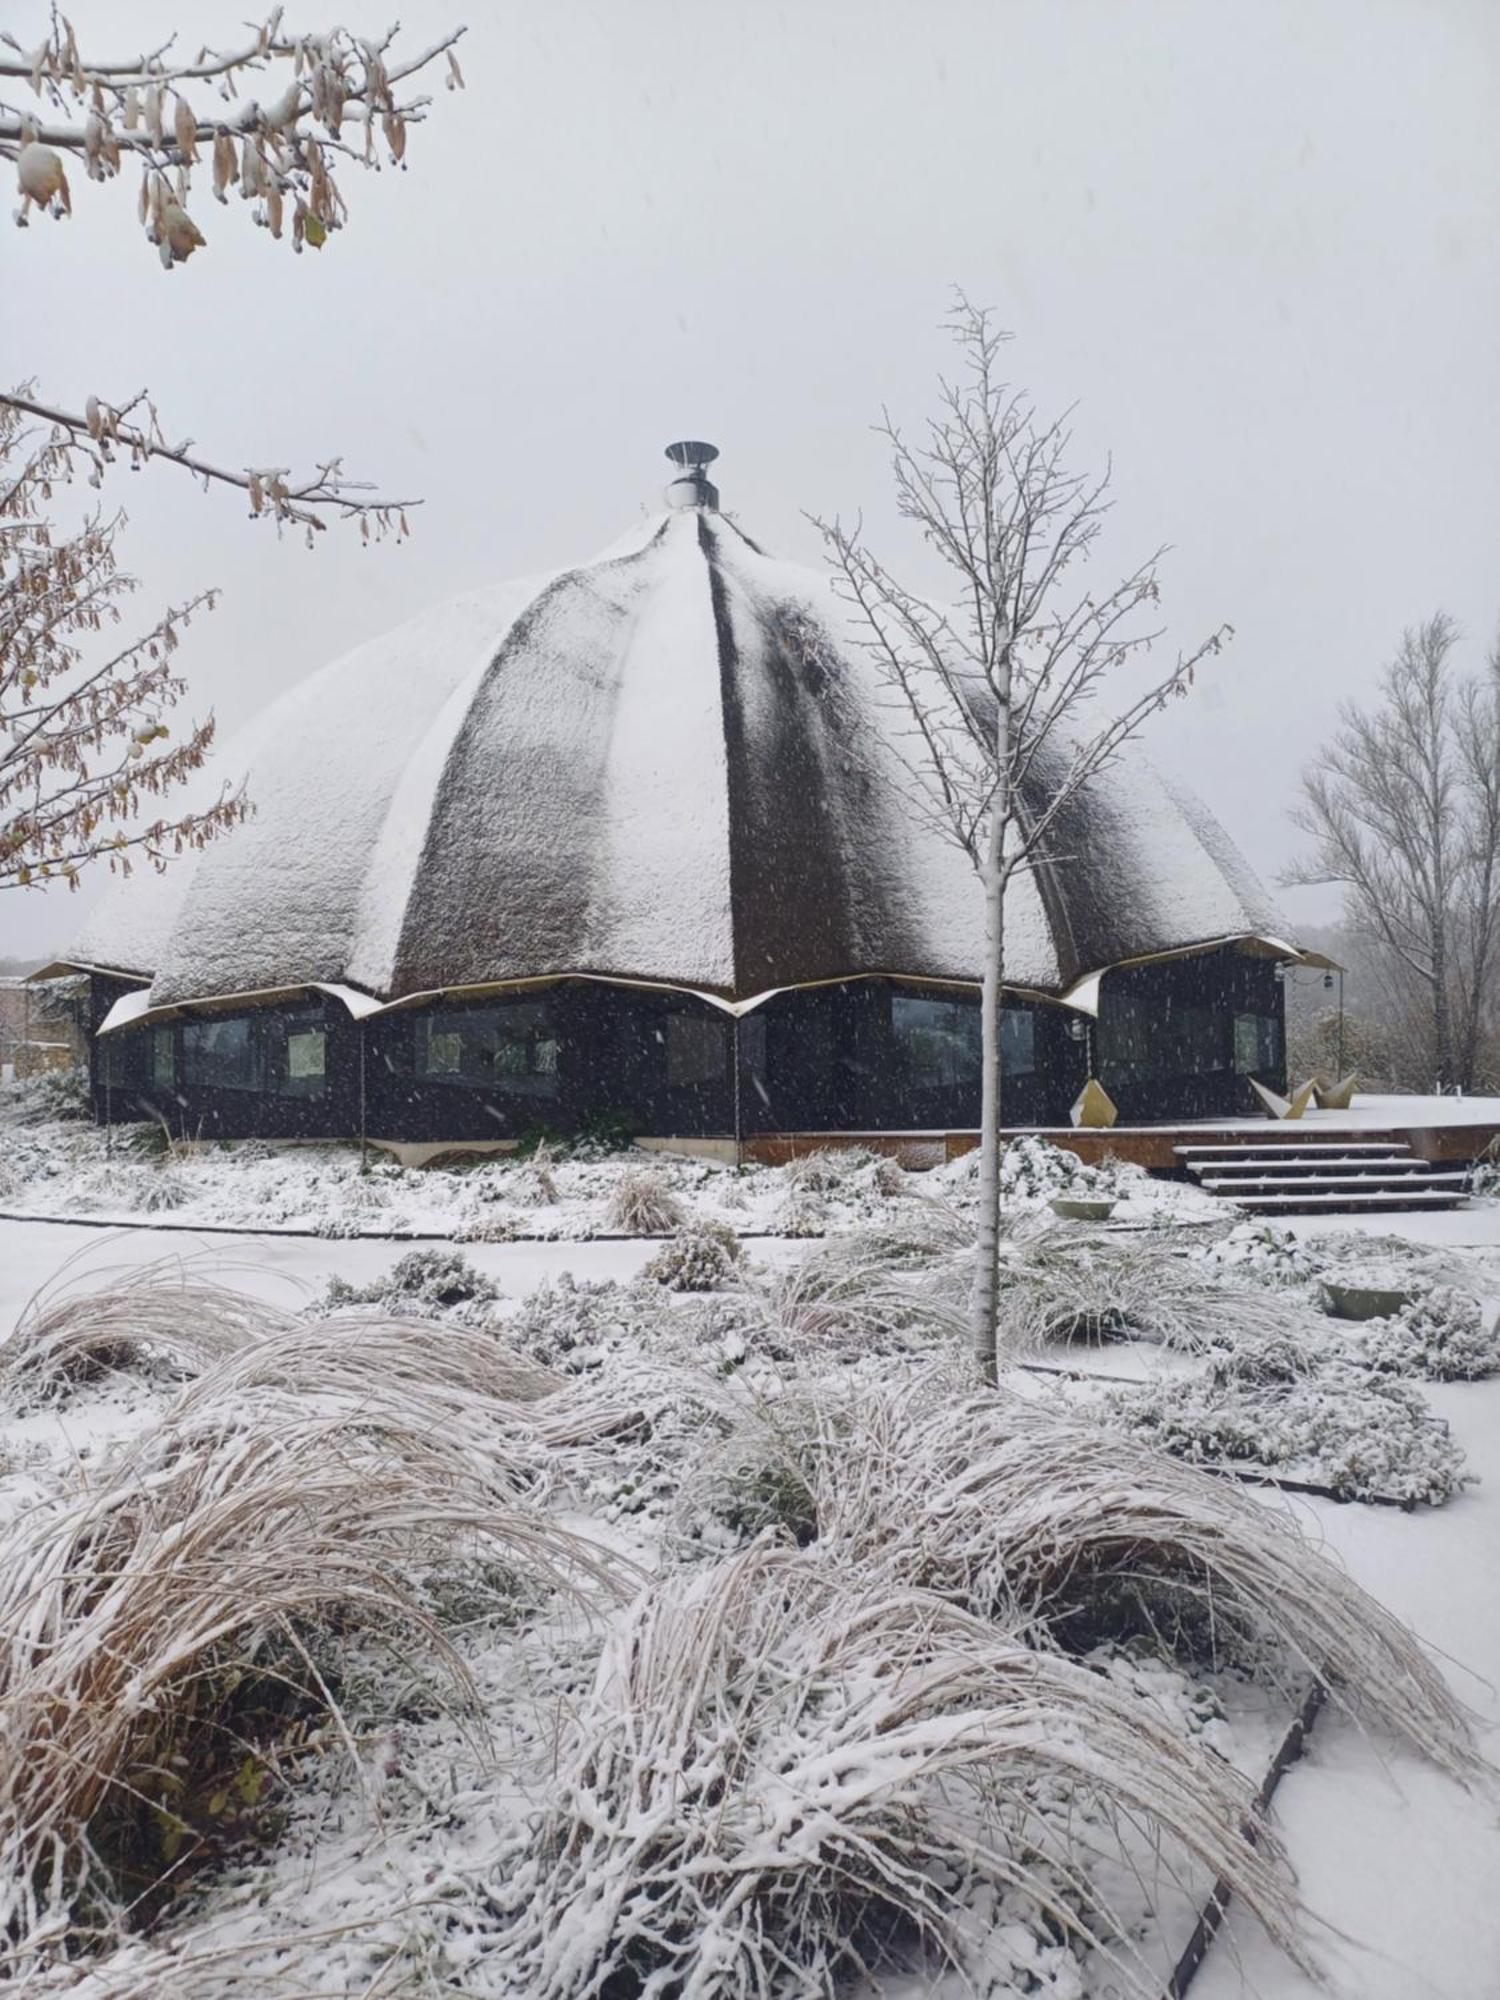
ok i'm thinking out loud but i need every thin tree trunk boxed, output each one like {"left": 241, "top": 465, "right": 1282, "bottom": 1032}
{"left": 970, "top": 839, "right": 1006, "bottom": 1382}
{"left": 1432, "top": 934, "right": 1452, "bottom": 1090}
{"left": 970, "top": 640, "right": 1013, "bottom": 1384}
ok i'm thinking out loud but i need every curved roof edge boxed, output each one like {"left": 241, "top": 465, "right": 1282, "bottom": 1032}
{"left": 91, "top": 934, "right": 1329, "bottom": 1038}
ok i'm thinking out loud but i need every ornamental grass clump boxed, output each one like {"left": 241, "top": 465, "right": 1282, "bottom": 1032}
{"left": 737, "top": 1240, "right": 970, "bottom": 1362}
{"left": 697, "top": 1374, "right": 1477, "bottom": 1776}
{"left": 991, "top": 1220, "right": 1317, "bottom": 1356}
{"left": 605, "top": 1167, "right": 687, "bottom": 1235}
{"left": 0, "top": 1302, "right": 616, "bottom": 1964}
{"left": 0, "top": 1264, "right": 294, "bottom": 1403}
{"left": 490, "top": 1537, "right": 1308, "bottom": 2000}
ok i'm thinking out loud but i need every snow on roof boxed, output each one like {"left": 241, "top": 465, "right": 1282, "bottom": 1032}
{"left": 70, "top": 489, "right": 1297, "bottom": 1011}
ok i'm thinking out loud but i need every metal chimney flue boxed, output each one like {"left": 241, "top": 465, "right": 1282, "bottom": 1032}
{"left": 664, "top": 440, "right": 720, "bottom": 512}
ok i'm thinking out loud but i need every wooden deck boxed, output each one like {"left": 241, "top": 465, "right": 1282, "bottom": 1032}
{"left": 741, "top": 1113, "right": 1500, "bottom": 1174}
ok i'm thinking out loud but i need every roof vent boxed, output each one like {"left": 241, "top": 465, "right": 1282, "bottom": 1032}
{"left": 664, "top": 440, "right": 720, "bottom": 512}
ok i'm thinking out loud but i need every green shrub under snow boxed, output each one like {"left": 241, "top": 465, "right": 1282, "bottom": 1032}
{"left": 1355, "top": 1286, "right": 1500, "bottom": 1382}
{"left": 643, "top": 1220, "right": 746, "bottom": 1291}
{"left": 317, "top": 1246, "right": 501, "bottom": 1324}
{"left": 1107, "top": 1350, "right": 1473, "bottom": 1507}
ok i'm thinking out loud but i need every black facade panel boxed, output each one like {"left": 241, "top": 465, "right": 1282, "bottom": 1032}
{"left": 86, "top": 956, "right": 1287, "bottom": 1142}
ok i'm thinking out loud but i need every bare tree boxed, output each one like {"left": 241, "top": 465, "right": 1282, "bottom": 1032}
{"left": 1287, "top": 614, "right": 1500, "bottom": 1093}
{"left": 4, "top": 8, "right": 464, "bottom": 264}
{"left": 1, "top": 402, "right": 247, "bottom": 893}
{"left": 814, "top": 300, "right": 1228, "bottom": 1382}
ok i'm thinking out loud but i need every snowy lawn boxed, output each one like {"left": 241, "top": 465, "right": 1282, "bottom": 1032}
{"left": 0, "top": 1159, "right": 1496, "bottom": 1997}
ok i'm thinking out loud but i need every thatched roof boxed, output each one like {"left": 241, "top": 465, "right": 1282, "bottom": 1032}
{"left": 67, "top": 487, "right": 1294, "bottom": 1013}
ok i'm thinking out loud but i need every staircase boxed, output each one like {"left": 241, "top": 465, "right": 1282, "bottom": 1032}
{"left": 1175, "top": 1137, "right": 1471, "bottom": 1213}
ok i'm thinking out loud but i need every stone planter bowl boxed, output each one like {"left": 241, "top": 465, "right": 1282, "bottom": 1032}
{"left": 1321, "top": 1277, "right": 1417, "bottom": 1321}
{"left": 1049, "top": 1195, "right": 1118, "bottom": 1223}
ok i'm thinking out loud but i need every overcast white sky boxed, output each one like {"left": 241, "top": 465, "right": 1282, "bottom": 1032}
{"left": 4, "top": 0, "right": 1498, "bottom": 962}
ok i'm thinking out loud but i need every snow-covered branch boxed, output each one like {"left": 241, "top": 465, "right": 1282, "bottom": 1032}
{"left": 1, "top": 388, "right": 415, "bottom": 539}
{"left": 4, "top": 7, "right": 465, "bottom": 265}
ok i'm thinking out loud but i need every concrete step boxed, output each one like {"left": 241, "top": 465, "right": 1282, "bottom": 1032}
{"left": 1188, "top": 1154, "right": 1431, "bottom": 1176}
{"left": 1202, "top": 1170, "right": 1469, "bottom": 1196}
{"left": 1175, "top": 1141, "right": 1408, "bottom": 1159}
{"left": 1228, "top": 1188, "right": 1469, "bottom": 1213}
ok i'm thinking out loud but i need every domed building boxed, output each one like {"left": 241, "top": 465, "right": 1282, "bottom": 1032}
{"left": 55, "top": 445, "right": 1310, "bottom": 1159}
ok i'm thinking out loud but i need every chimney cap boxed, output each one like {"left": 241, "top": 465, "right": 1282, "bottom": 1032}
{"left": 665, "top": 440, "right": 719, "bottom": 471}
{"left": 663, "top": 440, "right": 720, "bottom": 511}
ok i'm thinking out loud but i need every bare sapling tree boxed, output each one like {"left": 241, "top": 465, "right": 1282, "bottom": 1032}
{"left": 815, "top": 301, "right": 1229, "bottom": 1382}
{"left": 1287, "top": 613, "right": 1500, "bottom": 1093}
{"left": 1, "top": 402, "right": 247, "bottom": 892}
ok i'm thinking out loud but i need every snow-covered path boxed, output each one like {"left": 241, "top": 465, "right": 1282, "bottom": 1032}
{"left": 0, "top": 1213, "right": 1496, "bottom": 1998}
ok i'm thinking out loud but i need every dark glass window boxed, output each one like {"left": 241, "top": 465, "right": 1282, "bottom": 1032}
{"left": 1169, "top": 1005, "right": 1226, "bottom": 1076}
{"left": 1233, "top": 1011, "right": 1282, "bottom": 1075}
{"left": 415, "top": 1004, "right": 559, "bottom": 1096}
{"left": 1099, "top": 994, "right": 1156, "bottom": 1076}
{"left": 664, "top": 1012, "right": 729, "bottom": 1087}
{"left": 182, "top": 1016, "right": 261, "bottom": 1091}
{"left": 1000, "top": 1008, "right": 1037, "bottom": 1078}
{"left": 893, "top": 995, "right": 983, "bottom": 1091}
{"left": 151, "top": 1026, "right": 176, "bottom": 1089}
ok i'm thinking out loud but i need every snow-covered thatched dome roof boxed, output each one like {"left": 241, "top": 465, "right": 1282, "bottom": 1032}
{"left": 65, "top": 449, "right": 1294, "bottom": 1014}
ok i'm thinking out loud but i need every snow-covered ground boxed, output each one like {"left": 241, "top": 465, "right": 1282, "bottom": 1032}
{"left": 1, "top": 1131, "right": 1498, "bottom": 1997}
{"left": 0, "top": 1106, "right": 1226, "bottom": 1237}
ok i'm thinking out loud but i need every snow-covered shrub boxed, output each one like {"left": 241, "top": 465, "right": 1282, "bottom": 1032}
{"left": 1109, "top": 1356, "right": 1472, "bottom": 1508}
{"left": 1197, "top": 1219, "right": 1319, "bottom": 1290}
{"left": 605, "top": 1167, "right": 687, "bottom": 1235}
{"left": 1356, "top": 1286, "right": 1500, "bottom": 1381}
{"left": 506, "top": 1274, "right": 682, "bottom": 1373}
{"left": 0, "top": 1325, "right": 610, "bottom": 1965}
{"left": 770, "top": 1185, "right": 828, "bottom": 1237}
{"left": 0, "top": 1065, "right": 89, "bottom": 1128}
{"left": 1001, "top": 1135, "right": 1115, "bottom": 1202}
{"left": 488, "top": 1539, "right": 1309, "bottom": 2000}
{"left": 453, "top": 1211, "right": 521, "bottom": 1243}
{"left": 644, "top": 1221, "right": 744, "bottom": 1292}
{"left": 1468, "top": 1137, "right": 1500, "bottom": 1198}
{"left": 318, "top": 1247, "right": 501, "bottom": 1325}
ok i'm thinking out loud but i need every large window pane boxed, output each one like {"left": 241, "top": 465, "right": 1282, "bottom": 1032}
{"left": 665, "top": 1013, "right": 728, "bottom": 1087}
{"left": 1233, "top": 1011, "right": 1282, "bottom": 1076}
{"left": 999, "top": 1008, "right": 1037, "bottom": 1078}
{"left": 151, "top": 1027, "right": 176, "bottom": 1089}
{"left": 893, "top": 995, "right": 982, "bottom": 1091}
{"left": 415, "top": 1004, "right": 559, "bottom": 1096}
{"left": 182, "top": 1016, "right": 261, "bottom": 1091}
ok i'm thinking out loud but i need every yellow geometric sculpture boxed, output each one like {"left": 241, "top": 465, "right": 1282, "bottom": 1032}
{"left": 1314, "top": 1072, "right": 1358, "bottom": 1111}
{"left": 1071, "top": 1077, "right": 1119, "bottom": 1128}
{"left": 1249, "top": 1077, "right": 1318, "bottom": 1120}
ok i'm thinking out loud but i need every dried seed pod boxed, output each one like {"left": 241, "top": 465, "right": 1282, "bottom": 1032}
{"left": 212, "top": 130, "right": 237, "bottom": 202}
{"left": 173, "top": 93, "right": 199, "bottom": 164}
{"left": 17, "top": 142, "right": 70, "bottom": 213}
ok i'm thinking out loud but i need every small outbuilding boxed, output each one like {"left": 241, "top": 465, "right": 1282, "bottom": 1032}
{"left": 50, "top": 446, "right": 1311, "bottom": 1157}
